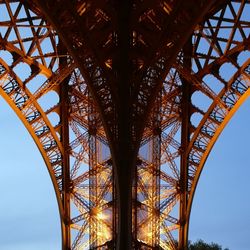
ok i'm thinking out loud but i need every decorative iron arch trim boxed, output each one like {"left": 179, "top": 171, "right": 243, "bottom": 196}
{"left": 186, "top": 57, "right": 250, "bottom": 241}
{"left": 0, "top": 57, "right": 65, "bottom": 246}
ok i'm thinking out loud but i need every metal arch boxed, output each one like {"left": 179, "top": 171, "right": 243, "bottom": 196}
{"left": 0, "top": 57, "right": 63, "bottom": 190}
{"left": 0, "top": 56, "right": 65, "bottom": 244}
{"left": 187, "top": 83, "right": 250, "bottom": 234}
{"left": 0, "top": 1, "right": 115, "bottom": 249}
{"left": 0, "top": 1, "right": 71, "bottom": 247}
{"left": 186, "top": 58, "right": 250, "bottom": 241}
{"left": 134, "top": 1, "right": 250, "bottom": 248}
{"left": 31, "top": 2, "right": 223, "bottom": 249}
{"left": 31, "top": 0, "right": 223, "bottom": 147}
{"left": 182, "top": 1, "right": 250, "bottom": 247}
{"left": 0, "top": 55, "right": 115, "bottom": 249}
{"left": 2, "top": 0, "right": 250, "bottom": 249}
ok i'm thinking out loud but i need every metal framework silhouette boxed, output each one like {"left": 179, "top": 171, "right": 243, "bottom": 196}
{"left": 0, "top": 0, "right": 250, "bottom": 249}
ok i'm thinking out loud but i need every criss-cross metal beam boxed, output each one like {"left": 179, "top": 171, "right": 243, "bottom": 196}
{"left": 1, "top": 0, "right": 250, "bottom": 249}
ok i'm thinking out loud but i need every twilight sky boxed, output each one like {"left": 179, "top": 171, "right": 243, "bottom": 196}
{"left": 0, "top": 97, "right": 61, "bottom": 250}
{"left": 189, "top": 98, "right": 250, "bottom": 249}
{"left": 0, "top": 93, "right": 250, "bottom": 249}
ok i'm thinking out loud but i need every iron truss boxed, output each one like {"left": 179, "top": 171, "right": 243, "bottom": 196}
{"left": 0, "top": 0, "right": 250, "bottom": 249}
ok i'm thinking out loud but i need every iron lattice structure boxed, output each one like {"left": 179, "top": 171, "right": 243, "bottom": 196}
{"left": 0, "top": 0, "right": 250, "bottom": 249}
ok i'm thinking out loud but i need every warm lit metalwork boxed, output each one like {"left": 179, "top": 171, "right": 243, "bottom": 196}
{"left": 1, "top": 0, "right": 250, "bottom": 249}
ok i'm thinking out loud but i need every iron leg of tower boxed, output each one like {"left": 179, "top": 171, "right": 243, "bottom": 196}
{"left": 117, "top": 186, "right": 133, "bottom": 250}
{"left": 113, "top": 150, "right": 134, "bottom": 250}
{"left": 179, "top": 224, "right": 188, "bottom": 250}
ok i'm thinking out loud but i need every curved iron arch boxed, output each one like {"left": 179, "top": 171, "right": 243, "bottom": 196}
{"left": 135, "top": 1, "right": 250, "bottom": 248}
{"left": 184, "top": 0, "right": 250, "bottom": 246}
{"left": 186, "top": 51, "right": 250, "bottom": 243}
{"left": 0, "top": 51, "right": 67, "bottom": 248}
{"left": 2, "top": 0, "right": 250, "bottom": 249}
{"left": 0, "top": 1, "right": 114, "bottom": 249}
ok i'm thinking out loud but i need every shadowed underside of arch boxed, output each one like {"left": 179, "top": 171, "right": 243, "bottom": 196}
{"left": 1, "top": 0, "right": 250, "bottom": 249}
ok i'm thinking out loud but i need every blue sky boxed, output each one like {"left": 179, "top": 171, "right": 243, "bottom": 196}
{"left": 1, "top": 85, "right": 250, "bottom": 250}
{"left": 0, "top": 97, "right": 61, "bottom": 250}
{"left": 0, "top": 1, "right": 250, "bottom": 249}
{"left": 189, "top": 98, "right": 250, "bottom": 249}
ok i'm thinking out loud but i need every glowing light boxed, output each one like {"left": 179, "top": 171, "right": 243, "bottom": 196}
{"left": 91, "top": 208, "right": 112, "bottom": 242}
{"left": 163, "top": 2, "right": 172, "bottom": 14}
{"left": 77, "top": 2, "right": 87, "bottom": 16}
{"left": 96, "top": 210, "right": 106, "bottom": 220}
{"left": 97, "top": 228, "right": 110, "bottom": 241}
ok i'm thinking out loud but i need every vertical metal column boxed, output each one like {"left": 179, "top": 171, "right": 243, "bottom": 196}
{"left": 179, "top": 39, "right": 192, "bottom": 250}
{"left": 60, "top": 69, "right": 71, "bottom": 250}
{"left": 132, "top": 161, "right": 138, "bottom": 247}
{"left": 88, "top": 97, "right": 98, "bottom": 248}
{"left": 151, "top": 95, "right": 161, "bottom": 247}
{"left": 115, "top": 1, "right": 133, "bottom": 249}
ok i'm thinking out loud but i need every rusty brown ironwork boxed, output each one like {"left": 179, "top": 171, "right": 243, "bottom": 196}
{"left": 1, "top": 0, "right": 250, "bottom": 249}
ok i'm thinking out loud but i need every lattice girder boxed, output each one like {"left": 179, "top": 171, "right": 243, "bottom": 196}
{"left": 158, "top": 1, "right": 250, "bottom": 249}
{"left": 0, "top": 1, "right": 114, "bottom": 249}
{"left": 30, "top": 1, "right": 227, "bottom": 249}
{"left": 2, "top": 0, "right": 250, "bottom": 250}
{"left": 185, "top": 0, "right": 250, "bottom": 232}
{"left": 31, "top": 0, "right": 226, "bottom": 143}
{"left": 134, "top": 1, "right": 250, "bottom": 249}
